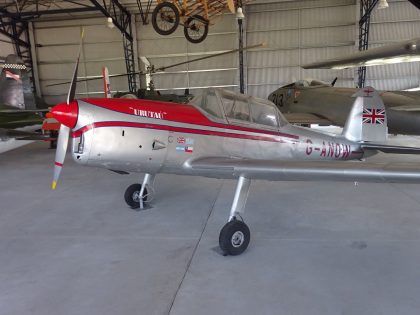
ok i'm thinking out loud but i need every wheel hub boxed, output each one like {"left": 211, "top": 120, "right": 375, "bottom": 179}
{"left": 132, "top": 191, "right": 140, "bottom": 202}
{"left": 231, "top": 231, "right": 244, "bottom": 247}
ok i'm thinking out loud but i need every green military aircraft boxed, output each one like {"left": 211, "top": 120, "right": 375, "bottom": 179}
{"left": 268, "top": 79, "right": 420, "bottom": 135}
{"left": 0, "top": 55, "right": 55, "bottom": 141}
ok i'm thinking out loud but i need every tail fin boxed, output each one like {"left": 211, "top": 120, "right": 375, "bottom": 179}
{"left": 0, "top": 55, "right": 36, "bottom": 110}
{"left": 102, "top": 66, "right": 112, "bottom": 98}
{"left": 342, "top": 86, "right": 387, "bottom": 142}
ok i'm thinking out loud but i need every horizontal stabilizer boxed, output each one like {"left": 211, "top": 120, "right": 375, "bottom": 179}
{"left": 283, "top": 112, "right": 332, "bottom": 125}
{"left": 361, "top": 143, "right": 420, "bottom": 154}
{"left": 389, "top": 105, "right": 420, "bottom": 112}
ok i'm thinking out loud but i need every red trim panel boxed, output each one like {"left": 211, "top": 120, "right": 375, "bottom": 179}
{"left": 55, "top": 162, "right": 63, "bottom": 167}
{"left": 80, "top": 98, "right": 299, "bottom": 140}
{"left": 72, "top": 121, "right": 295, "bottom": 143}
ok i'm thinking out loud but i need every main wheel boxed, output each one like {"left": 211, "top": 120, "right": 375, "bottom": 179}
{"left": 152, "top": 2, "right": 180, "bottom": 36}
{"left": 124, "top": 184, "right": 148, "bottom": 209}
{"left": 183, "top": 15, "right": 209, "bottom": 44}
{"left": 219, "top": 219, "right": 250, "bottom": 256}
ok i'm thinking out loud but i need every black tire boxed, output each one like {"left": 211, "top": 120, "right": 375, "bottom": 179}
{"left": 219, "top": 219, "right": 250, "bottom": 256}
{"left": 124, "top": 184, "right": 148, "bottom": 209}
{"left": 152, "top": 2, "right": 180, "bottom": 36}
{"left": 184, "top": 15, "right": 209, "bottom": 44}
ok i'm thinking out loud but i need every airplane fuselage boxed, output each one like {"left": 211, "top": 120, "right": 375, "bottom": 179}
{"left": 69, "top": 98, "right": 364, "bottom": 178}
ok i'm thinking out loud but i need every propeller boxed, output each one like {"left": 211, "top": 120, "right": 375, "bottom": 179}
{"left": 51, "top": 29, "right": 84, "bottom": 190}
{"left": 331, "top": 77, "right": 338, "bottom": 87}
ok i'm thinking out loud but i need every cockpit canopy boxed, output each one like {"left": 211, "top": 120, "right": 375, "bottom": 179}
{"left": 281, "top": 79, "right": 330, "bottom": 88}
{"left": 190, "top": 88, "right": 287, "bottom": 128}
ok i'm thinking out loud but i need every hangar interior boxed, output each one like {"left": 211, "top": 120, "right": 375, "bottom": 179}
{"left": 2, "top": 1, "right": 420, "bottom": 315}
{"left": 2, "top": 0, "right": 420, "bottom": 103}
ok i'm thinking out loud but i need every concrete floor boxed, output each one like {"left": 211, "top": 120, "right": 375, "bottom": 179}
{"left": 1, "top": 141, "right": 420, "bottom": 315}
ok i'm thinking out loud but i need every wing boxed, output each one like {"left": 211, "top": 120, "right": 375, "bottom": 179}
{"left": 283, "top": 112, "right": 333, "bottom": 125}
{"left": 302, "top": 38, "right": 420, "bottom": 69}
{"left": 0, "top": 128, "right": 53, "bottom": 140}
{"left": 186, "top": 157, "right": 420, "bottom": 183}
{"left": 0, "top": 108, "right": 50, "bottom": 113}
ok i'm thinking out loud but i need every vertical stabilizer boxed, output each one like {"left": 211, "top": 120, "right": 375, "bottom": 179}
{"left": 0, "top": 55, "right": 35, "bottom": 109}
{"left": 102, "top": 66, "right": 112, "bottom": 98}
{"left": 342, "top": 86, "right": 387, "bottom": 142}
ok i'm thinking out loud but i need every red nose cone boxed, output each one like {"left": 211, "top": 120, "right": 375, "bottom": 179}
{"left": 51, "top": 101, "right": 78, "bottom": 128}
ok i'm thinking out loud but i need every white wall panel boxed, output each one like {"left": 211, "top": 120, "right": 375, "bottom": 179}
{"left": 0, "top": 34, "right": 15, "bottom": 59}
{"left": 247, "top": 29, "right": 299, "bottom": 49}
{"left": 300, "top": 6, "right": 355, "bottom": 27}
{"left": 247, "top": 0, "right": 356, "bottom": 98}
{"left": 300, "top": 25, "right": 355, "bottom": 47}
{"left": 136, "top": 12, "right": 239, "bottom": 93}
{"left": 34, "top": 17, "right": 128, "bottom": 104}
{"left": 246, "top": 10, "right": 299, "bottom": 30}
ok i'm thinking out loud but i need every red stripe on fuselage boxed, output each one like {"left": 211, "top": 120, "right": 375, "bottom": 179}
{"left": 55, "top": 162, "right": 63, "bottom": 167}
{"left": 72, "top": 121, "right": 294, "bottom": 143}
{"left": 80, "top": 98, "right": 299, "bottom": 140}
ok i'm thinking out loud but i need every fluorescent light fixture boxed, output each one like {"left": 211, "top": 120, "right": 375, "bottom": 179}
{"left": 236, "top": 7, "right": 245, "bottom": 20}
{"left": 106, "top": 17, "right": 114, "bottom": 29}
{"left": 377, "top": 0, "right": 389, "bottom": 9}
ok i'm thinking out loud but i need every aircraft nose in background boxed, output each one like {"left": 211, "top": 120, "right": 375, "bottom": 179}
{"left": 51, "top": 101, "right": 79, "bottom": 128}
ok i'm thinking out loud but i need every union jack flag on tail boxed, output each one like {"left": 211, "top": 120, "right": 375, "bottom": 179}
{"left": 362, "top": 108, "right": 386, "bottom": 125}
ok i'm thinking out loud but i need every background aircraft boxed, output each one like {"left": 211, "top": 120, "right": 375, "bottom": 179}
{"left": 0, "top": 55, "right": 57, "bottom": 142}
{"left": 49, "top": 39, "right": 420, "bottom": 256}
{"left": 302, "top": 38, "right": 420, "bottom": 69}
{"left": 268, "top": 79, "right": 420, "bottom": 135}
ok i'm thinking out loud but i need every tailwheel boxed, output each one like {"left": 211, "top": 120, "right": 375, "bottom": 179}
{"left": 219, "top": 218, "right": 250, "bottom": 256}
{"left": 183, "top": 15, "right": 209, "bottom": 44}
{"left": 124, "top": 184, "right": 148, "bottom": 209}
{"left": 152, "top": 2, "right": 180, "bottom": 35}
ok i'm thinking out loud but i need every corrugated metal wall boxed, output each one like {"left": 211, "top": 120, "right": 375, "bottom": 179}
{"left": 34, "top": 17, "right": 128, "bottom": 105}
{"left": 246, "top": 0, "right": 356, "bottom": 98}
{"left": 136, "top": 12, "right": 238, "bottom": 95}
{"left": 0, "top": 34, "right": 15, "bottom": 62}
{"left": 29, "top": 0, "right": 420, "bottom": 103}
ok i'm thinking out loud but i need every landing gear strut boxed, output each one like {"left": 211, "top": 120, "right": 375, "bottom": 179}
{"left": 124, "top": 173, "right": 155, "bottom": 210}
{"left": 219, "top": 176, "right": 251, "bottom": 256}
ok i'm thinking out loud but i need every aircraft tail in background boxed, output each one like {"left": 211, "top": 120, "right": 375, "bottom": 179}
{"left": 102, "top": 66, "right": 112, "bottom": 98}
{"left": 0, "top": 55, "right": 35, "bottom": 110}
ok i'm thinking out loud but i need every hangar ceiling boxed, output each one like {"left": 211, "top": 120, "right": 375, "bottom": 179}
{"left": 1, "top": 0, "right": 420, "bottom": 104}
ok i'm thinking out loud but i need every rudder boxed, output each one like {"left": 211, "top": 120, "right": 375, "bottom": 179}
{"left": 342, "top": 86, "right": 387, "bottom": 142}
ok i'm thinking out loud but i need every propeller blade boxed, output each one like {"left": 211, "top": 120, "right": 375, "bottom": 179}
{"left": 67, "top": 28, "right": 84, "bottom": 104}
{"left": 52, "top": 28, "right": 84, "bottom": 190}
{"left": 52, "top": 124, "right": 70, "bottom": 190}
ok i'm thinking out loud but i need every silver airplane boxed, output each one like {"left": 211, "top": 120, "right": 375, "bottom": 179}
{"left": 268, "top": 79, "right": 420, "bottom": 135}
{"left": 49, "top": 44, "right": 420, "bottom": 256}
